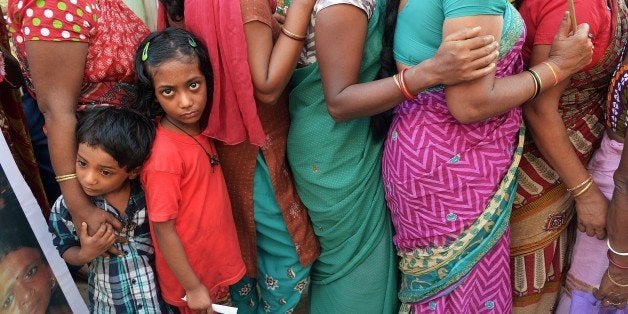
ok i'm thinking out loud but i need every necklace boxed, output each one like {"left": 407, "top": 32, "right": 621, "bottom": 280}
{"left": 163, "top": 116, "right": 220, "bottom": 169}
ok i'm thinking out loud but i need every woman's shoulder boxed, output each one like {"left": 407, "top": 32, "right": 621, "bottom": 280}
{"left": 8, "top": 0, "right": 99, "bottom": 43}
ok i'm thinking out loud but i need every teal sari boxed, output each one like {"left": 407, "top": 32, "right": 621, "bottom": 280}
{"left": 287, "top": 0, "right": 397, "bottom": 312}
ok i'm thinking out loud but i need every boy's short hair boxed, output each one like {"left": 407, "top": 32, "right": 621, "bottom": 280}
{"left": 77, "top": 107, "right": 155, "bottom": 171}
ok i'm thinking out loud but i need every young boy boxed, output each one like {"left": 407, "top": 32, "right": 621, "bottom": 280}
{"left": 48, "top": 107, "right": 169, "bottom": 313}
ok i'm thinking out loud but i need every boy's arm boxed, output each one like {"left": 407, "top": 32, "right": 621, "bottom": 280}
{"left": 152, "top": 220, "right": 212, "bottom": 312}
{"left": 62, "top": 222, "right": 117, "bottom": 266}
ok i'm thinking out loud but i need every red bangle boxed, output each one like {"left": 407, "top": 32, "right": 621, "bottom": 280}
{"left": 398, "top": 68, "right": 416, "bottom": 101}
{"left": 608, "top": 250, "right": 628, "bottom": 269}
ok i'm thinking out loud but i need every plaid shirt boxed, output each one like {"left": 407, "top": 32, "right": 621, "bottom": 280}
{"left": 49, "top": 183, "right": 170, "bottom": 313}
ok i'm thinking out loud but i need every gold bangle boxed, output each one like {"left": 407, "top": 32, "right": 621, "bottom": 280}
{"left": 571, "top": 180, "right": 593, "bottom": 198}
{"left": 281, "top": 26, "right": 306, "bottom": 41}
{"left": 567, "top": 175, "right": 593, "bottom": 192}
{"left": 542, "top": 61, "right": 559, "bottom": 86}
{"left": 392, "top": 74, "right": 402, "bottom": 95}
{"left": 607, "top": 269, "right": 628, "bottom": 287}
{"left": 55, "top": 173, "right": 77, "bottom": 183}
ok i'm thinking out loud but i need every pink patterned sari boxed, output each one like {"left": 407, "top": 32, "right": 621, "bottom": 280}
{"left": 382, "top": 14, "right": 525, "bottom": 313}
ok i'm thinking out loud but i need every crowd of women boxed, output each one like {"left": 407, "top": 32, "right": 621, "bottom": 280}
{"left": 0, "top": 0, "right": 626, "bottom": 312}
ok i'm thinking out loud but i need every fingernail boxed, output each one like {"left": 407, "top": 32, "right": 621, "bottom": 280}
{"left": 82, "top": 222, "right": 87, "bottom": 226}
{"left": 472, "top": 26, "right": 481, "bottom": 31}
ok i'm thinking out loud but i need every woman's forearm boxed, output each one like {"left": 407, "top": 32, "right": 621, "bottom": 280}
{"left": 24, "top": 41, "right": 94, "bottom": 215}
{"left": 608, "top": 128, "right": 628, "bottom": 252}
{"left": 245, "top": 0, "right": 315, "bottom": 106}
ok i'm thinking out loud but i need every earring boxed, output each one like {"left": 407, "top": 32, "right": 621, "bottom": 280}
{"left": 50, "top": 276, "right": 57, "bottom": 289}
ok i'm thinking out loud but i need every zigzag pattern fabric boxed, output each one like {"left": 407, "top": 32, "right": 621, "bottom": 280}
{"left": 382, "top": 33, "right": 525, "bottom": 311}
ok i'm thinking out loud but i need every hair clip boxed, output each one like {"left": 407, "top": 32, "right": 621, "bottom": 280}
{"left": 141, "top": 42, "right": 150, "bottom": 61}
{"left": 188, "top": 37, "right": 197, "bottom": 48}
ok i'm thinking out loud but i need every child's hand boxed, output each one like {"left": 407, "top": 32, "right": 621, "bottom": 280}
{"left": 77, "top": 222, "right": 117, "bottom": 263}
{"left": 185, "top": 284, "right": 213, "bottom": 313}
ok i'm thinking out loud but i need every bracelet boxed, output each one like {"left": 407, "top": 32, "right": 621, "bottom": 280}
{"left": 392, "top": 74, "right": 403, "bottom": 96}
{"left": 398, "top": 68, "right": 416, "bottom": 101}
{"left": 542, "top": 61, "right": 559, "bottom": 86}
{"left": 281, "top": 26, "right": 306, "bottom": 41}
{"left": 524, "top": 70, "right": 541, "bottom": 100}
{"left": 608, "top": 250, "right": 628, "bottom": 269}
{"left": 528, "top": 69, "right": 543, "bottom": 99}
{"left": 567, "top": 175, "right": 592, "bottom": 192}
{"left": 55, "top": 173, "right": 78, "bottom": 183}
{"left": 523, "top": 70, "right": 538, "bottom": 101}
{"left": 607, "top": 269, "right": 628, "bottom": 287}
{"left": 608, "top": 239, "right": 628, "bottom": 256}
{"left": 571, "top": 179, "right": 593, "bottom": 198}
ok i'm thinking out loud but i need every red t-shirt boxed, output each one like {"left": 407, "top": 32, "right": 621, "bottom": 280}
{"left": 141, "top": 124, "right": 245, "bottom": 307}
{"left": 519, "top": 0, "right": 611, "bottom": 72}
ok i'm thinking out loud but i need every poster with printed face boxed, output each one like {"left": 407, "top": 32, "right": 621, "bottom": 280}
{"left": 0, "top": 133, "right": 87, "bottom": 313}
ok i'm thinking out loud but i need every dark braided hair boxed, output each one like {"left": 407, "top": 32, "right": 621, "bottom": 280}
{"left": 371, "top": 0, "right": 401, "bottom": 139}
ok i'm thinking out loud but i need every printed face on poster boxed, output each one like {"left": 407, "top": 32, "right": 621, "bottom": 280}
{"left": 0, "top": 133, "right": 87, "bottom": 313}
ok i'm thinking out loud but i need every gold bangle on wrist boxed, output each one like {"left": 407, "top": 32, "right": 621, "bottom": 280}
{"left": 607, "top": 269, "right": 628, "bottom": 288}
{"left": 55, "top": 173, "right": 77, "bottom": 183}
{"left": 571, "top": 180, "right": 593, "bottom": 198}
{"left": 567, "top": 175, "right": 593, "bottom": 192}
{"left": 281, "top": 26, "right": 306, "bottom": 41}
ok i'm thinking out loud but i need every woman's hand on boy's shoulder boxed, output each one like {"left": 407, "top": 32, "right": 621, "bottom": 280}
{"left": 76, "top": 222, "right": 118, "bottom": 264}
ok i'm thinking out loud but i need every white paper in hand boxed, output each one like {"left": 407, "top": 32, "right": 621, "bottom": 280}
{"left": 180, "top": 295, "right": 238, "bottom": 314}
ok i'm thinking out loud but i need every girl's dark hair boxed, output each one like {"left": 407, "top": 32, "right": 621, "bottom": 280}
{"left": 133, "top": 27, "right": 213, "bottom": 118}
{"left": 159, "top": 0, "right": 184, "bottom": 22}
{"left": 77, "top": 107, "right": 156, "bottom": 171}
{"left": 372, "top": 0, "right": 401, "bottom": 139}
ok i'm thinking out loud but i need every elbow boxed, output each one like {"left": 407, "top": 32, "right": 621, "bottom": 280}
{"left": 253, "top": 89, "right": 281, "bottom": 107}
{"left": 448, "top": 101, "right": 486, "bottom": 124}
{"left": 326, "top": 102, "right": 350, "bottom": 123}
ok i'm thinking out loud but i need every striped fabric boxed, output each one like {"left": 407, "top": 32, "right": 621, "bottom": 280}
{"left": 49, "top": 183, "right": 169, "bottom": 313}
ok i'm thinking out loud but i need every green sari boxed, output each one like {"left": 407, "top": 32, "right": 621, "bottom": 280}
{"left": 286, "top": 0, "right": 397, "bottom": 312}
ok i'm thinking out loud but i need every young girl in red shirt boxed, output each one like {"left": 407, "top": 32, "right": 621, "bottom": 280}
{"left": 134, "top": 28, "right": 245, "bottom": 313}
